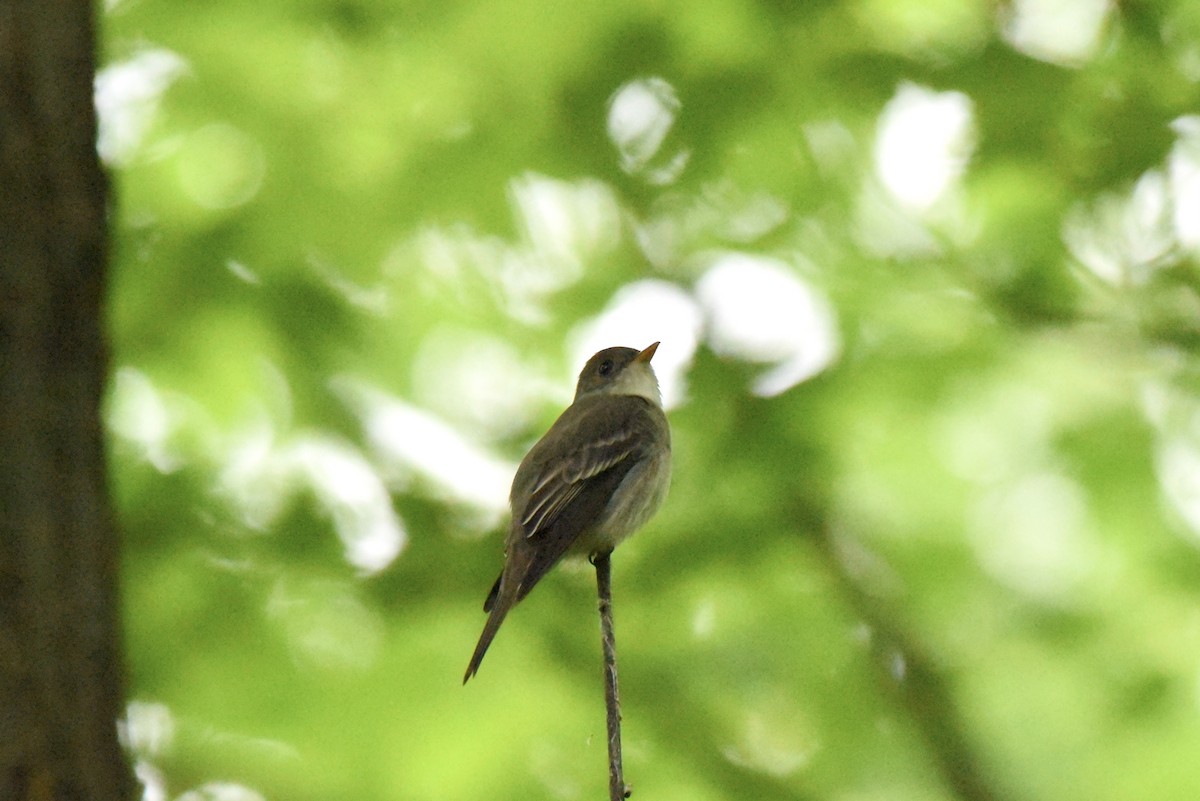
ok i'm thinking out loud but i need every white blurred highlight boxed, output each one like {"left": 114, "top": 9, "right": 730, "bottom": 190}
{"left": 1169, "top": 116, "right": 1200, "bottom": 253}
{"left": 108, "top": 368, "right": 184, "bottom": 472}
{"left": 1157, "top": 438, "right": 1200, "bottom": 537}
{"left": 220, "top": 425, "right": 406, "bottom": 575}
{"left": 1065, "top": 171, "right": 1176, "bottom": 285}
{"left": 696, "top": 254, "right": 839, "bottom": 397}
{"left": 95, "top": 48, "right": 188, "bottom": 165}
{"left": 121, "top": 701, "right": 175, "bottom": 758}
{"left": 1065, "top": 116, "right": 1200, "bottom": 283}
{"left": 634, "top": 180, "right": 790, "bottom": 269}
{"left": 412, "top": 173, "right": 621, "bottom": 324}
{"left": 335, "top": 378, "right": 513, "bottom": 530}
{"left": 510, "top": 173, "right": 623, "bottom": 273}
{"left": 177, "top": 783, "right": 267, "bottom": 801}
{"left": 1003, "top": 0, "right": 1112, "bottom": 66}
{"left": 607, "top": 76, "right": 690, "bottom": 184}
{"left": 1142, "top": 380, "right": 1200, "bottom": 544}
{"left": 109, "top": 368, "right": 405, "bottom": 574}
{"left": 875, "top": 84, "right": 975, "bottom": 212}
{"left": 412, "top": 331, "right": 547, "bottom": 440}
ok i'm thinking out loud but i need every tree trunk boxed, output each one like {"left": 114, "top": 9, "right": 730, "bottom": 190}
{"left": 0, "top": 1, "right": 137, "bottom": 799}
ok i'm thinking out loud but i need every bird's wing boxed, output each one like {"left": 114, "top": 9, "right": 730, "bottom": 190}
{"left": 521, "top": 429, "right": 637, "bottom": 537}
{"left": 479, "top": 409, "right": 644, "bottom": 614}
{"left": 517, "top": 397, "right": 650, "bottom": 540}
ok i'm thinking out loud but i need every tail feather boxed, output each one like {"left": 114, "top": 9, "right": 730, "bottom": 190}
{"left": 464, "top": 548, "right": 530, "bottom": 683}
{"left": 463, "top": 598, "right": 512, "bottom": 683}
{"left": 483, "top": 572, "right": 501, "bottom": 612}
{"left": 466, "top": 519, "right": 578, "bottom": 683}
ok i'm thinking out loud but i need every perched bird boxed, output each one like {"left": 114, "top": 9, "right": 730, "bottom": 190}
{"left": 464, "top": 342, "right": 671, "bottom": 683}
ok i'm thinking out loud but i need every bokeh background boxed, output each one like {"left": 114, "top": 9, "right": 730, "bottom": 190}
{"left": 101, "top": 1, "right": 1200, "bottom": 800}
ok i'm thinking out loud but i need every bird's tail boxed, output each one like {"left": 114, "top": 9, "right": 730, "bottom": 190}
{"left": 463, "top": 597, "right": 512, "bottom": 683}
{"left": 464, "top": 550, "right": 529, "bottom": 683}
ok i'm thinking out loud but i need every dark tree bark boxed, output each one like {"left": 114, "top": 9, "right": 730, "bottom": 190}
{"left": 0, "top": 1, "right": 137, "bottom": 800}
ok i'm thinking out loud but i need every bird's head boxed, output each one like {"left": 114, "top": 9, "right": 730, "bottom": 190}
{"left": 574, "top": 342, "right": 662, "bottom": 405}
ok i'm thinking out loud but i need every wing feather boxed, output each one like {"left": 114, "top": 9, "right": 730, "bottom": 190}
{"left": 520, "top": 419, "right": 641, "bottom": 538}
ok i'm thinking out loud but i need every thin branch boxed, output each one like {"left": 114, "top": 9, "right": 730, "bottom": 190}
{"left": 593, "top": 550, "right": 630, "bottom": 801}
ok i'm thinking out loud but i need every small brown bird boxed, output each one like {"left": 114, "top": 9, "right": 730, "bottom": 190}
{"left": 463, "top": 342, "right": 671, "bottom": 683}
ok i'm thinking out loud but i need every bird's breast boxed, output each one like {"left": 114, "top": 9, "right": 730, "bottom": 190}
{"left": 573, "top": 449, "right": 671, "bottom": 556}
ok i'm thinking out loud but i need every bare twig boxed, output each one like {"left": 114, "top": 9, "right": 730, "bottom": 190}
{"left": 593, "top": 551, "right": 630, "bottom": 800}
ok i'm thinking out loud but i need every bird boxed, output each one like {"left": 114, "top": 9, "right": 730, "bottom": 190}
{"left": 463, "top": 342, "right": 671, "bottom": 683}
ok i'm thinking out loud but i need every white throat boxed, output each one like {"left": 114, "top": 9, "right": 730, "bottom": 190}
{"left": 609, "top": 364, "right": 662, "bottom": 407}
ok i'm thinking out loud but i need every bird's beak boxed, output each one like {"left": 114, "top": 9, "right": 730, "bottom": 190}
{"left": 634, "top": 342, "right": 660, "bottom": 363}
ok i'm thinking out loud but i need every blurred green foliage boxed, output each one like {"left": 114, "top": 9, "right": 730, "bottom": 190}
{"left": 103, "top": 1, "right": 1200, "bottom": 800}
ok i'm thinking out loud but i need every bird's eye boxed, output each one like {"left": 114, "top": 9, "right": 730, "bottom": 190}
{"left": 598, "top": 360, "right": 614, "bottom": 376}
